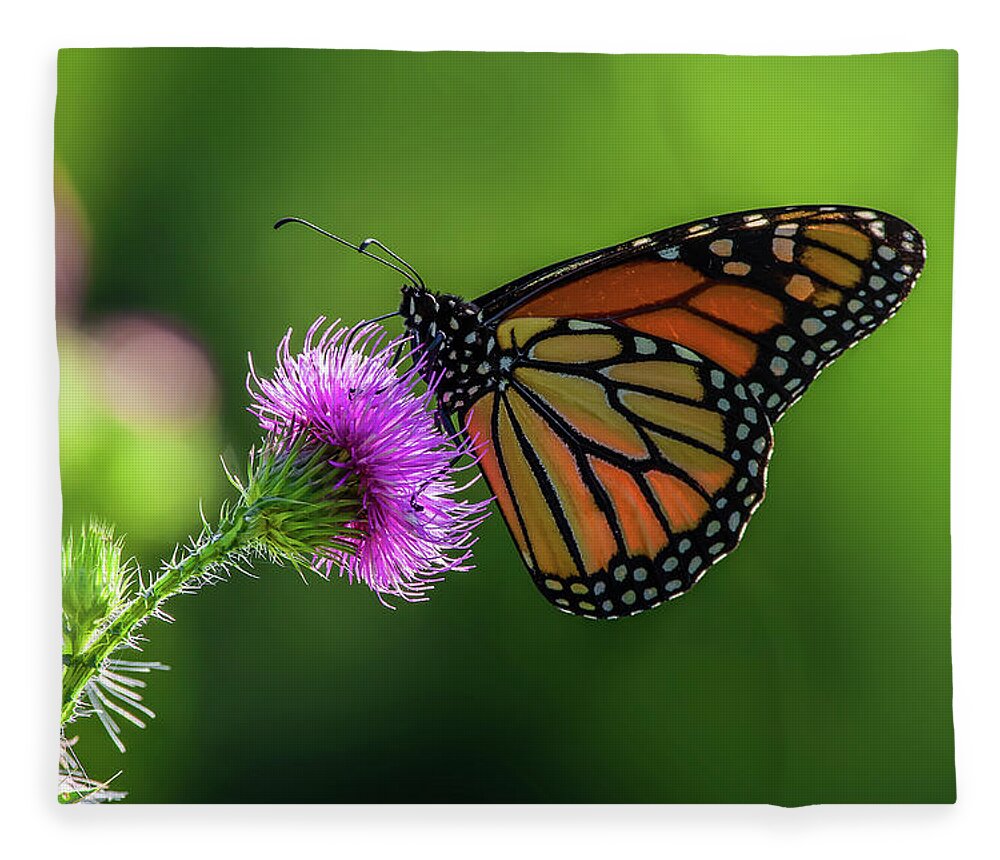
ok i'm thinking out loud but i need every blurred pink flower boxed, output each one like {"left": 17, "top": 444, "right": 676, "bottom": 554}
{"left": 97, "top": 315, "right": 218, "bottom": 428}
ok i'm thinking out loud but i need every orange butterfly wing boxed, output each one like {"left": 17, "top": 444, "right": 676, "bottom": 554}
{"left": 457, "top": 206, "right": 924, "bottom": 617}
{"left": 479, "top": 206, "right": 925, "bottom": 419}
{"left": 463, "top": 319, "right": 771, "bottom": 618}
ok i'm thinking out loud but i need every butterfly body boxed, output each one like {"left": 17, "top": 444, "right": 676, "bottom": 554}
{"left": 400, "top": 206, "right": 926, "bottom": 619}
{"left": 400, "top": 285, "right": 500, "bottom": 413}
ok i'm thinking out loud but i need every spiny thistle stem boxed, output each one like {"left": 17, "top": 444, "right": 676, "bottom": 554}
{"left": 61, "top": 438, "right": 362, "bottom": 729}
{"left": 61, "top": 507, "right": 249, "bottom": 726}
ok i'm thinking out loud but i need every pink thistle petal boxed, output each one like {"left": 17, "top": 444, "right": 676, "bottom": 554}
{"left": 247, "top": 318, "right": 490, "bottom": 603}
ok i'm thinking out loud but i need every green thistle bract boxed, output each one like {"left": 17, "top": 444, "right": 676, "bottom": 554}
{"left": 61, "top": 521, "right": 135, "bottom": 658}
{"left": 226, "top": 431, "right": 365, "bottom": 572}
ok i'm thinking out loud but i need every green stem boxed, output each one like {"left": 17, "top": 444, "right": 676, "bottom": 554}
{"left": 61, "top": 438, "right": 361, "bottom": 729}
{"left": 61, "top": 506, "right": 251, "bottom": 726}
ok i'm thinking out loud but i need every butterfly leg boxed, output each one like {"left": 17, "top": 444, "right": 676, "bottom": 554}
{"left": 436, "top": 406, "right": 459, "bottom": 438}
{"left": 404, "top": 407, "right": 468, "bottom": 513}
{"left": 391, "top": 338, "right": 405, "bottom": 368}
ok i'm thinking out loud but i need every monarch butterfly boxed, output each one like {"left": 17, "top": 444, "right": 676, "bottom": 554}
{"left": 277, "top": 206, "right": 925, "bottom": 619}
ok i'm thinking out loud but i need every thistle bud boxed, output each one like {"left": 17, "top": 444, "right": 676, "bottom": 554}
{"left": 61, "top": 521, "right": 135, "bottom": 658}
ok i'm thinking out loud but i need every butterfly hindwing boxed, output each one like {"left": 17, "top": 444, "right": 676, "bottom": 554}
{"left": 463, "top": 318, "right": 773, "bottom": 618}
{"left": 482, "top": 206, "right": 925, "bottom": 420}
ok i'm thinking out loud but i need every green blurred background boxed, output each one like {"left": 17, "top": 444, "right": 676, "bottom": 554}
{"left": 55, "top": 49, "right": 956, "bottom": 804}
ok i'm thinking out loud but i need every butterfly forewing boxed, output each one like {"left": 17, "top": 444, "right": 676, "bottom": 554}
{"left": 482, "top": 206, "right": 925, "bottom": 421}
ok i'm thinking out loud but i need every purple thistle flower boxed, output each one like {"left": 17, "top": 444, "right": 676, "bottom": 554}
{"left": 247, "top": 318, "right": 490, "bottom": 604}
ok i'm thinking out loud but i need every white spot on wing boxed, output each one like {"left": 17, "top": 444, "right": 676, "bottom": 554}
{"left": 567, "top": 320, "right": 609, "bottom": 332}
{"left": 634, "top": 337, "right": 657, "bottom": 355}
{"left": 673, "top": 345, "right": 702, "bottom": 362}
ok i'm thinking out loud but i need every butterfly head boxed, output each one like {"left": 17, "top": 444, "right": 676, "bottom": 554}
{"left": 399, "top": 284, "right": 498, "bottom": 412}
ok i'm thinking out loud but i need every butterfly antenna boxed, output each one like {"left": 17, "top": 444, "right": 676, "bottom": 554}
{"left": 358, "top": 237, "right": 425, "bottom": 290}
{"left": 274, "top": 216, "right": 423, "bottom": 290}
